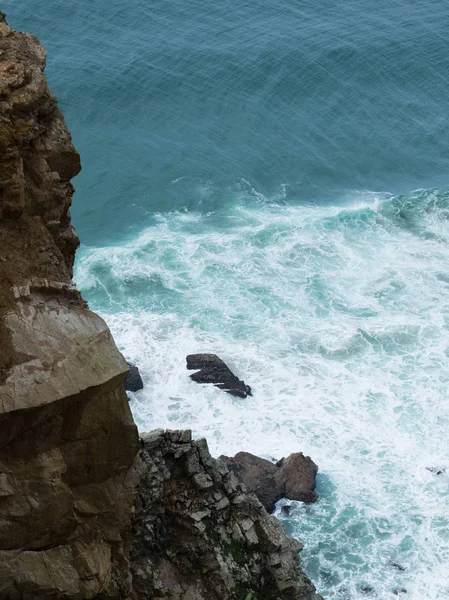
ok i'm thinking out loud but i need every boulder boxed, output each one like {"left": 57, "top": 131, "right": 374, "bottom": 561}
{"left": 219, "top": 451, "right": 318, "bottom": 513}
{"left": 186, "top": 353, "right": 252, "bottom": 398}
{"left": 219, "top": 452, "right": 280, "bottom": 512}
{"left": 125, "top": 363, "right": 144, "bottom": 392}
{"left": 274, "top": 453, "right": 319, "bottom": 503}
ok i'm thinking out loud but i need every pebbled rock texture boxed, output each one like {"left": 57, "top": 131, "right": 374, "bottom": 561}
{"left": 131, "top": 429, "right": 323, "bottom": 600}
{"left": 0, "top": 18, "right": 140, "bottom": 598}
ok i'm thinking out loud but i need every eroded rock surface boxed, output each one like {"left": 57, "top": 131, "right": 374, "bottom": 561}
{"left": 220, "top": 451, "right": 319, "bottom": 513}
{"left": 219, "top": 452, "right": 280, "bottom": 513}
{"left": 131, "top": 429, "right": 323, "bottom": 600}
{"left": 0, "top": 18, "right": 140, "bottom": 598}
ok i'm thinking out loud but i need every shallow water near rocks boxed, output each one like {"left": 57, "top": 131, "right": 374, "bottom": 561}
{"left": 5, "top": 0, "right": 449, "bottom": 597}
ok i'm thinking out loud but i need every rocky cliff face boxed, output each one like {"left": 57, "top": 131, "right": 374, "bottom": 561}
{"left": 0, "top": 16, "right": 322, "bottom": 600}
{"left": 132, "top": 430, "right": 322, "bottom": 600}
{"left": 0, "top": 16, "right": 140, "bottom": 598}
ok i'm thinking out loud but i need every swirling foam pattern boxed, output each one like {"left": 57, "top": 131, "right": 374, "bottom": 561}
{"left": 76, "top": 185, "right": 449, "bottom": 598}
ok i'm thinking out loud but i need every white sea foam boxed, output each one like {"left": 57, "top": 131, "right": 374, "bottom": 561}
{"left": 76, "top": 189, "right": 449, "bottom": 599}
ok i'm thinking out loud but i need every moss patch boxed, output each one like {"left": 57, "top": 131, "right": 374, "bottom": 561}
{"left": 229, "top": 540, "right": 247, "bottom": 565}
{"left": 233, "top": 587, "right": 258, "bottom": 600}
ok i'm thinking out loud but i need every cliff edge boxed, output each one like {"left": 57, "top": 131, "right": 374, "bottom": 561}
{"left": 0, "top": 16, "right": 322, "bottom": 600}
{"left": 0, "top": 16, "right": 140, "bottom": 598}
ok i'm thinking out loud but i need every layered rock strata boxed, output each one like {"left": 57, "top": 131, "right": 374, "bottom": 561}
{"left": 131, "top": 430, "right": 323, "bottom": 600}
{"left": 0, "top": 17, "right": 140, "bottom": 598}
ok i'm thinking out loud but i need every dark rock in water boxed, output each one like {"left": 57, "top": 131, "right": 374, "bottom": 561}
{"left": 318, "top": 570, "right": 334, "bottom": 587}
{"left": 390, "top": 561, "right": 406, "bottom": 572}
{"left": 281, "top": 504, "right": 292, "bottom": 516}
{"left": 426, "top": 467, "right": 445, "bottom": 475}
{"left": 360, "top": 585, "right": 375, "bottom": 595}
{"left": 186, "top": 353, "right": 252, "bottom": 398}
{"left": 219, "top": 450, "right": 318, "bottom": 513}
{"left": 393, "top": 588, "right": 407, "bottom": 595}
{"left": 125, "top": 363, "right": 144, "bottom": 392}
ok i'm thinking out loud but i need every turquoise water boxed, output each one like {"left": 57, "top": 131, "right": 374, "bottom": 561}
{"left": 5, "top": 1, "right": 449, "bottom": 598}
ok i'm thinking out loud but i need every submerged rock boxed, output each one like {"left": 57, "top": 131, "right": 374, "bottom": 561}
{"left": 426, "top": 466, "right": 445, "bottom": 475}
{"left": 219, "top": 451, "right": 318, "bottom": 513}
{"left": 186, "top": 353, "right": 252, "bottom": 398}
{"left": 125, "top": 362, "right": 144, "bottom": 392}
{"left": 390, "top": 561, "right": 406, "bottom": 572}
{"left": 360, "top": 585, "right": 375, "bottom": 595}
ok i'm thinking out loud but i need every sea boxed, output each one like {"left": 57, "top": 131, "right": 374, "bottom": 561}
{"left": 4, "top": 1, "right": 449, "bottom": 597}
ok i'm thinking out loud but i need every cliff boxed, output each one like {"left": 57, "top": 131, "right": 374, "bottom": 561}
{"left": 0, "top": 15, "right": 140, "bottom": 598}
{"left": 0, "top": 16, "right": 322, "bottom": 600}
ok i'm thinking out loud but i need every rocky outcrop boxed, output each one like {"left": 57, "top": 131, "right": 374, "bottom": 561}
{"left": 186, "top": 353, "right": 252, "bottom": 398}
{"left": 0, "top": 17, "right": 140, "bottom": 598}
{"left": 125, "top": 363, "right": 144, "bottom": 392}
{"left": 274, "top": 454, "right": 319, "bottom": 504}
{"left": 219, "top": 453, "right": 280, "bottom": 513}
{"left": 131, "top": 430, "right": 323, "bottom": 600}
{"left": 220, "top": 452, "right": 319, "bottom": 513}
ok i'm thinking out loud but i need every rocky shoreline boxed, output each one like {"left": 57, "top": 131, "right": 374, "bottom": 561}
{"left": 132, "top": 430, "right": 322, "bottom": 600}
{"left": 0, "top": 16, "right": 322, "bottom": 599}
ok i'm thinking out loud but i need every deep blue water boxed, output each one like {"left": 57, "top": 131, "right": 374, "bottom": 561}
{"left": 5, "top": 1, "right": 449, "bottom": 598}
